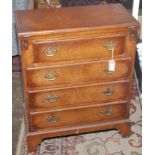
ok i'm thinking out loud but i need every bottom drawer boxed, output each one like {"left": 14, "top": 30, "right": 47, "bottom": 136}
{"left": 30, "top": 101, "right": 129, "bottom": 131}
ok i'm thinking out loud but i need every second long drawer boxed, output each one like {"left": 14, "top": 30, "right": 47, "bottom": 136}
{"left": 27, "top": 58, "right": 131, "bottom": 89}
{"left": 29, "top": 81, "right": 130, "bottom": 111}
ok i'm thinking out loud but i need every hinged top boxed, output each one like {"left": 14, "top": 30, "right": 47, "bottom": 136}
{"left": 15, "top": 4, "right": 139, "bottom": 37}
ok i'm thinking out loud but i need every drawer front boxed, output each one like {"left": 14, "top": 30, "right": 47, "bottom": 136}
{"left": 32, "top": 35, "right": 126, "bottom": 63}
{"left": 30, "top": 101, "right": 128, "bottom": 131}
{"left": 27, "top": 58, "right": 131, "bottom": 89}
{"left": 29, "top": 81, "right": 130, "bottom": 111}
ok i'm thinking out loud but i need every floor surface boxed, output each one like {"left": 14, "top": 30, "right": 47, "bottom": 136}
{"left": 12, "top": 72, "right": 24, "bottom": 155}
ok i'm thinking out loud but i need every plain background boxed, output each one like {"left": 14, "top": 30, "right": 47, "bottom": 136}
{"left": 0, "top": 0, "right": 154, "bottom": 154}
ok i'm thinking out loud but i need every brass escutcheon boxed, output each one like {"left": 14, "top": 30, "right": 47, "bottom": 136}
{"left": 101, "top": 88, "right": 114, "bottom": 96}
{"left": 47, "top": 115, "right": 59, "bottom": 123}
{"left": 45, "top": 94, "right": 59, "bottom": 103}
{"left": 43, "top": 47, "right": 57, "bottom": 57}
{"left": 103, "top": 41, "right": 117, "bottom": 51}
{"left": 100, "top": 109, "right": 113, "bottom": 116}
{"left": 43, "top": 72, "right": 59, "bottom": 81}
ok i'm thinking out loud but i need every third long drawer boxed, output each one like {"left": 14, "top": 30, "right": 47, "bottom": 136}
{"left": 29, "top": 80, "right": 130, "bottom": 111}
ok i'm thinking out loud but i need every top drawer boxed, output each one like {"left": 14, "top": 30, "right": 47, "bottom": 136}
{"left": 32, "top": 35, "right": 126, "bottom": 63}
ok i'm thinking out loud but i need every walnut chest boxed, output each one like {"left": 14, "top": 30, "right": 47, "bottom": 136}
{"left": 15, "top": 4, "right": 139, "bottom": 153}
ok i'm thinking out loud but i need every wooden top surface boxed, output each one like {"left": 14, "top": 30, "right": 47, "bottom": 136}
{"left": 15, "top": 4, "right": 139, "bottom": 37}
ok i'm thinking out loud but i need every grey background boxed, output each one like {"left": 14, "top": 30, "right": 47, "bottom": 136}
{"left": 12, "top": 0, "right": 28, "bottom": 56}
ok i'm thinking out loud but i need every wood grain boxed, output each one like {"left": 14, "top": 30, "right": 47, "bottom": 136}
{"left": 15, "top": 4, "right": 139, "bottom": 153}
{"left": 27, "top": 58, "right": 131, "bottom": 89}
{"left": 30, "top": 101, "right": 129, "bottom": 131}
{"left": 29, "top": 81, "right": 130, "bottom": 111}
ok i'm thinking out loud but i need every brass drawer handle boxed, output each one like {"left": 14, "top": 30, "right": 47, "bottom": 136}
{"left": 101, "top": 88, "right": 114, "bottom": 96}
{"left": 45, "top": 94, "right": 59, "bottom": 103}
{"left": 104, "top": 66, "right": 115, "bottom": 74}
{"left": 101, "top": 109, "right": 113, "bottom": 116}
{"left": 43, "top": 72, "right": 59, "bottom": 81}
{"left": 103, "top": 41, "right": 117, "bottom": 51}
{"left": 47, "top": 115, "right": 59, "bottom": 123}
{"left": 43, "top": 47, "right": 57, "bottom": 57}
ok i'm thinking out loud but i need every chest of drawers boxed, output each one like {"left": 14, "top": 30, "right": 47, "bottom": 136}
{"left": 16, "top": 4, "right": 139, "bottom": 153}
